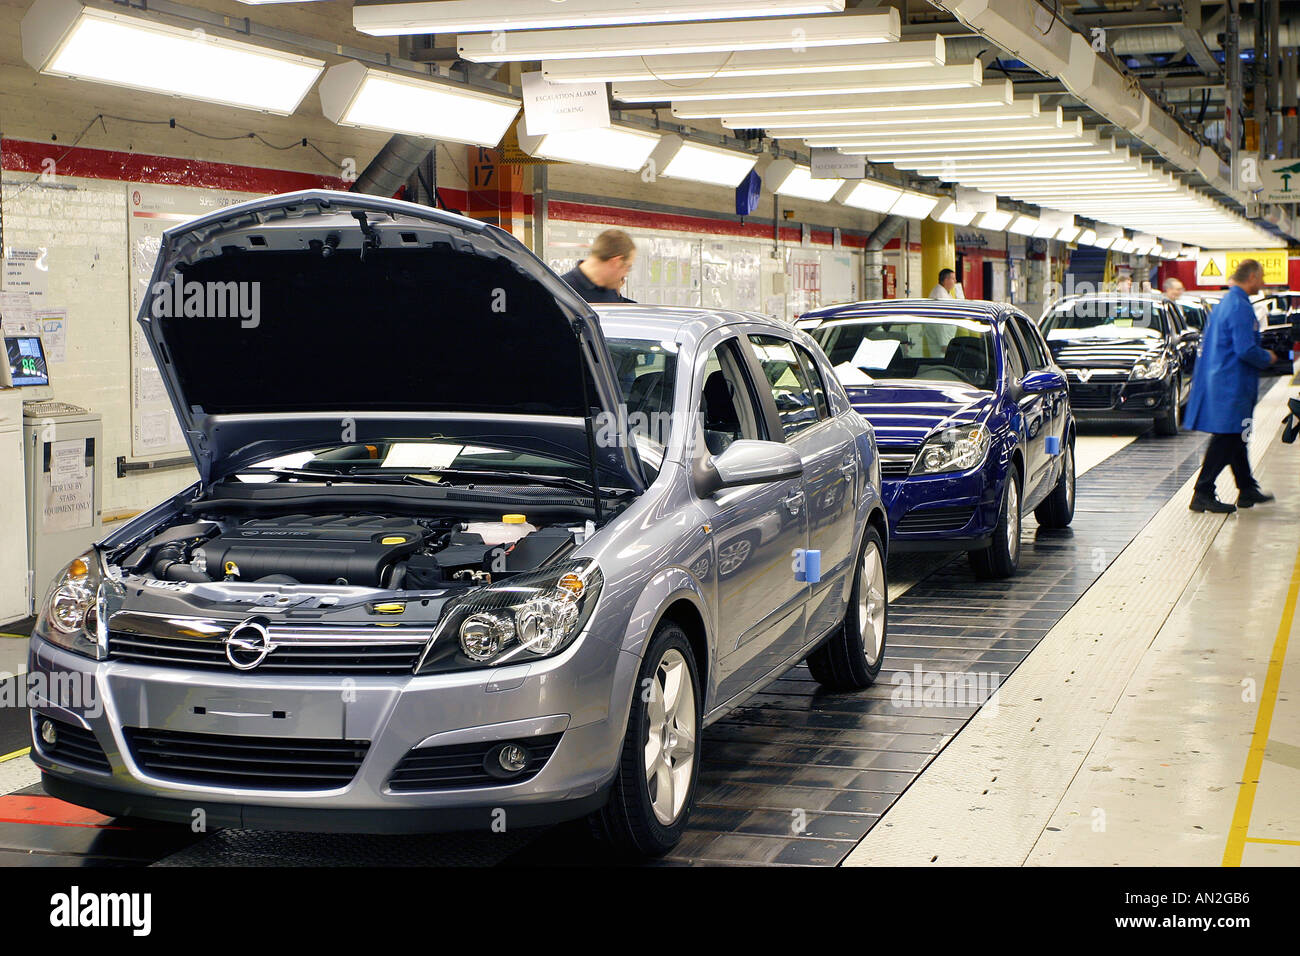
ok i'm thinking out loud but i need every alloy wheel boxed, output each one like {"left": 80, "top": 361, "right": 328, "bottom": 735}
{"left": 858, "top": 542, "right": 887, "bottom": 666}
{"left": 644, "top": 649, "right": 697, "bottom": 826}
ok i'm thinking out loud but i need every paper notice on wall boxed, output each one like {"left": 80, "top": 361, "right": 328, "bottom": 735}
{"left": 37, "top": 310, "right": 67, "bottom": 362}
{"left": 3, "top": 247, "right": 49, "bottom": 298}
{"left": 52, "top": 438, "right": 87, "bottom": 482}
{"left": 0, "top": 292, "right": 35, "bottom": 335}
{"left": 521, "top": 71, "right": 610, "bottom": 135}
{"left": 43, "top": 465, "right": 94, "bottom": 533}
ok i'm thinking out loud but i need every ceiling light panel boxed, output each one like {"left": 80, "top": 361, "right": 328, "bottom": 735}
{"left": 615, "top": 61, "right": 982, "bottom": 102}
{"left": 456, "top": 11, "right": 898, "bottom": 61}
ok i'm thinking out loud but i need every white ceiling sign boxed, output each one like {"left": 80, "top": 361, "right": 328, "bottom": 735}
{"left": 811, "top": 148, "right": 865, "bottom": 180}
{"left": 520, "top": 71, "right": 610, "bottom": 135}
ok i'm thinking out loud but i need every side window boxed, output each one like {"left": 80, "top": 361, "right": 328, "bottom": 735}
{"left": 1001, "top": 322, "right": 1028, "bottom": 381}
{"left": 793, "top": 343, "right": 830, "bottom": 420}
{"left": 747, "top": 334, "right": 823, "bottom": 439}
{"left": 1013, "top": 315, "right": 1050, "bottom": 369}
{"left": 699, "top": 339, "right": 766, "bottom": 457}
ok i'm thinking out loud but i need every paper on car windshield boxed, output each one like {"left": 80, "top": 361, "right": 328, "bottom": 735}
{"left": 850, "top": 337, "right": 900, "bottom": 369}
{"left": 382, "top": 443, "right": 463, "bottom": 469}
{"left": 834, "top": 363, "right": 875, "bottom": 385}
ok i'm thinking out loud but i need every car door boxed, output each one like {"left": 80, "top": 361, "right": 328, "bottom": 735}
{"left": 694, "top": 334, "right": 809, "bottom": 707}
{"left": 1013, "top": 311, "right": 1068, "bottom": 503}
{"left": 1001, "top": 317, "right": 1047, "bottom": 501}
{"left": 746, "top": 333, "right": 859, "bottom": 647}
{"left": 1166, "top": 303, "right": 1198, "bottom": 398}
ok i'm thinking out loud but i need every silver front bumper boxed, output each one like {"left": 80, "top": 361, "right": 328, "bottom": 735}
{"left": 28, "top": 628, "right": 637, "bottom": 830}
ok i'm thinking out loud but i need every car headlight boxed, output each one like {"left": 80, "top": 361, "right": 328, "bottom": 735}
{"left": 415, "top": 560, "right": 603, "bottom": 675}
{"left": 33, "top": 551, "right": 117, "bottom": 660}
{"left": 912, "top": 424, "right": 992, "bottom": 476}
{"left": 1130, "top": 353, "right": 1169, "bottom": 380}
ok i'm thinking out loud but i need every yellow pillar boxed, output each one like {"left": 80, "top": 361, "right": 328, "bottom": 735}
{"left": 920, "top": 219, "right": 955, "bottom": 298}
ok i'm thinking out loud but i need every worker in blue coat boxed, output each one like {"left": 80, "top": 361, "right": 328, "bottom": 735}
{"left": 1184, "top": 258, "right": 1277, "bottom": 513}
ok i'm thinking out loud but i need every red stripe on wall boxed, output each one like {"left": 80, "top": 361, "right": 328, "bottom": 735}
{"left": 2, "top": 138, "right": 348, "bottom": 193}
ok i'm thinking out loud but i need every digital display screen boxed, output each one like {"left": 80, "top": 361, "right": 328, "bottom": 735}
{"left": 5, "top": 336, "right": 50, "bottom": 387}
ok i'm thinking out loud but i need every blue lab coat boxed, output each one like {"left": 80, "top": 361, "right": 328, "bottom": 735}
{"left": 1183, "top": 285, "right": 1274, "bottom": 435}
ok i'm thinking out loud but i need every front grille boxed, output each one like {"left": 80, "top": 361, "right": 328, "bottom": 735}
{"left": 388, "top": 734, "right": 563, "bottom": 792}
{"left": 124, "top": 727, "right": 369, "bottom": 790}
{"left": 1069, "top": 383, "right": 1121, "bottom": 410}
{"left": 108, "top": 629, "right": 426, "bottom": 676}
{"left": 895, "top": 505, "right": 976, "bottom": 533}
{"left": 33, "top": 716, "right": 111, "bottom": 773}
{"left": 878, "top": 453, "right": 915, "bottom": 479}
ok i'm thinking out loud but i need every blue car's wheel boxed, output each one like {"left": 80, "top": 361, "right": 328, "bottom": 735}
{"left": 970, "top": 463, "right": 1021, "bottom": 579}
{"left": 1034, "top": 439, "right": 1075, "bottom": 529}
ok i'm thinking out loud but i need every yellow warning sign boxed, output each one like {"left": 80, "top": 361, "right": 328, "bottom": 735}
{"left": 1226, "top": 249, "right": 1289, "bottom": 285}
{"left": 1201, "top": 258, "right": 1222, "bottom": 277}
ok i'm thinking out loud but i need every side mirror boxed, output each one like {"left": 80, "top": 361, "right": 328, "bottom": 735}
{"left": 695, "top": 440, "right": 803, "bottom": 498}
{"left": 1020, "top": 369, "right": 1066, "bottom": 393}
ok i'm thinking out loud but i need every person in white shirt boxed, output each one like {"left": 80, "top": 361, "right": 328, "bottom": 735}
{"left": 928, "top": 268, "right": 958, "bottom": 299}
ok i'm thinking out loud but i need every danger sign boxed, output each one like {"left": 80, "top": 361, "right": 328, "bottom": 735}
{"left": 1197, "top": 249, "right": 1289, "bottom": 286}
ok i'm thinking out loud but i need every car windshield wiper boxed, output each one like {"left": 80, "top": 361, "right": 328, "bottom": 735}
{"left": 344, "top": 466, "right": 621, "bottom": 497}
{"left": 247, "top": 468, "right": 432, "bottom": 486}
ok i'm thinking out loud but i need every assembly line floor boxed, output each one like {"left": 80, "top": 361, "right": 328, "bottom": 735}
{"left": 1, "top": 377, "right": 1296, "bottom": 866}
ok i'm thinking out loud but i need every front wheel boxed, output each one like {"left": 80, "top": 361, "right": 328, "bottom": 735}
{"left": 1154, "top": 378, "right": 1181, "bottom": 436}
{"left": 806, "top": 525, "right": 888, "bottom": 690}
{"left": 1034, "top": 439, "right": 1075, "bottom": 529}
{"left": 592, "top": 622, "right": 701, "bottom": 857}
{"left": 970, "top": 463, "right": 1022, "bottom": 579}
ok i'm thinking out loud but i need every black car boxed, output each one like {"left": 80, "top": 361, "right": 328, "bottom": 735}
{"left": 1251, "top": 292, "right": 1298, "bottom": 375}
{"left": 1039, "top": 293, "right": 1199, "bottom": 436}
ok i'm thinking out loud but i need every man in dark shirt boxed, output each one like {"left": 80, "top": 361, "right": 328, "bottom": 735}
{"left": 561, "top": 228, "right": 637, "bottom": 303}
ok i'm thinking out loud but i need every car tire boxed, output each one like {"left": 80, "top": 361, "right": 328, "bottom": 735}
{"left": 1033, "top": 438, "right": 1075, "bottom": 529}
{"left": 806, "top": 525, "right": 888, "bottom": 691}
{"left": 1154, "top": 378, "right": 1180, "bottom": 436}
{"left": 591, "top": 622, "right": 701, "bottom": 857}
{"left": 969, "top": 463, "right": 1022, "bottom": 580}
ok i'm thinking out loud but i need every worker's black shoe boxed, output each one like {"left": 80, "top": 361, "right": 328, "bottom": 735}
{"left": 1238, "top": 488, "right": 1275, "bottom": 508}
{"left": 1189, "top": 493, "right": 1236, "bottom": 513}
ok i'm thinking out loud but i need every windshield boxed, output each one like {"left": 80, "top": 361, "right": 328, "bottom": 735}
{"left": 1042, "top": 298, "right": 1167, "bottom": 339}
{"left": 812, "top": 316, "right": 995, "bottom": 390}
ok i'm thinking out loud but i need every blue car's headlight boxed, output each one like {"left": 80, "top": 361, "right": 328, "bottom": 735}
{"left": 912, "top": 424, "right": 991, "bottom": 476}
{"left": 1130, "top": 353, "right": 1169, "bottom": 380}
{"left": 415, "top": 560, "right": 603, "bottom": 675}
{"left": 33, "top": 551, "right": 117, "bottom": 661}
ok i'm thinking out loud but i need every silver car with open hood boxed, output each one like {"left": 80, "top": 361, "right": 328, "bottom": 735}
{"left": 28, "top": 190, "right": 888, "bottom": 856}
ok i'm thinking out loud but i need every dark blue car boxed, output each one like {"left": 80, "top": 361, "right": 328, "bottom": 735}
{"left": 802, "top": 299, "right": 1076, "bottom": 578}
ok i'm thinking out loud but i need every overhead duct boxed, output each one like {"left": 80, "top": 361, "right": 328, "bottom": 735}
{"left": 863, "top": 214, "right": 906, "bottom": 299}
{"left": 350, "top": 133, "right": 435, "bottom": 197}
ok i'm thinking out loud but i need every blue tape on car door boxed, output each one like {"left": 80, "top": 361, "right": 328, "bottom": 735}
{"left": 1045, "top": 435, "right": 1061, "bottom": 456}
{"left": 794, "top": 549, "right": 821, "bottom": 583}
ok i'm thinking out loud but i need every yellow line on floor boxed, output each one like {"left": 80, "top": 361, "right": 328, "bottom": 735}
{"left": 0, "top": 633, "right": 29, "bottom": 640}
{"left": 1223, "top": 536, "right": 1300, "bottom": 867}
{"left": 0, "top": 748, "right": 31, "bottom": 763}
{"left": 1244, "top": 837, "right": 1300, "bottom": 847}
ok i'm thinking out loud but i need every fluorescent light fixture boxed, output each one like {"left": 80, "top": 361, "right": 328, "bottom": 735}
{"left": 1008, "top": 214, "right": 1039, "bottom": 236}
{"left": 724, "top": 97, "right": 1043, "bottom": 130}
{"left": 647, "top": 134, "right": 756, "bottom": 187}
{"left": 1056, "top": 225, "right": 1082, "bottom": 243}
{"left": 765, "top": 158, "right": 843, "bottom": 202}
{"left": 354, "top": 0, "right": 848, "bottom": 35}
{"left": 542, "top": 37, "right": 943, "bottom": 83}
{"left": 319, "top": 60, "right": 520, "bottom": 147}
{"left": 840, "top": 145, "right": 1100, "bottom": 160}
{"left": 1077, "top": 229, "right": 1098, "bottom": 246}
{"left": 518, "top": 122, "right": 661, "bottom": 171}
{"left": 976, "top": 209, "right": 1014, "bottom": 231}
{"left": 798, "top": 119, "right": 1075, "bottom": 146}
{"left": 458, "top": 11, "right": 898, "bottom": 61}
{"left": 889, "top": 191, "right": 940, "bottom": 219}
{"left": 1032, "top": 219, "right": 1061, "bottom": 238}
{"left": 836, "top": 179, "right": 904, "bottom": 213}
{"left": 615, "top": 61, "right": 981, "bottom": 102}
{"left": 21, "top": 0, "right": 324, "bottom": 114}
{"left": 672, "top": 81, "right": 1014, "bottom": 119}
{"left": 932, "top": 199, "right": 978, "bottom": 225}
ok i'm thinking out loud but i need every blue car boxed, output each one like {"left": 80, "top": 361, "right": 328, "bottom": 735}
{"left": 802, "top": 299, "right": 1076, "bottom": 578}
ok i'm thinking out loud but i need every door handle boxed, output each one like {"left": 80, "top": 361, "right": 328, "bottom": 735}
{"left": 839, "top": 457, "right": 857, "bottom": 477}
{"left": 781, "top": 490, "right": 805, "bottom": 514}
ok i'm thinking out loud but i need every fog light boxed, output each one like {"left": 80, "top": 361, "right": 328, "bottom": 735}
{"left": 498, "top": 743, "right": 528, "bottom": 773}
{"left": 39, "top": 719, "right": 57, "bottom": 748}
{"left": 1145, "top": 397, "right": 1156, "bottom": 406}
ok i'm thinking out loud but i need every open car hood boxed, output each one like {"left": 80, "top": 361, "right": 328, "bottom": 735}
{"left": 137, "top": 190, "right": 643, "bottom": 490}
